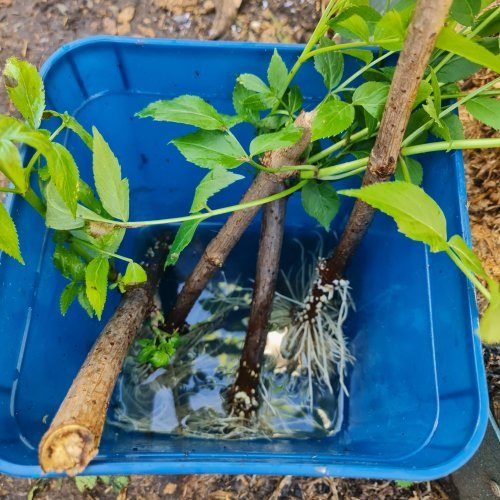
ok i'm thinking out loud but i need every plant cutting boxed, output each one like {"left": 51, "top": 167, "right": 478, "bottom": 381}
{"left": 0, "top": 0, "right": 499, "bottom": 477}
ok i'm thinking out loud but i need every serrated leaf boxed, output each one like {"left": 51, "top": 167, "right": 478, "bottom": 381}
{"left": 436, "top": 56, "right": 482, "bottom": 84}
{"left": 122, "top": 262, "right": 147, "bottom": 286}
{"left": 137, "top": 345, "right": 156, "bottom": 363}
{"left": 47, "top": 142, "right": 79, "bottom": 216}
{"left": 45, "top": 181, "right": 85, "bottom": 230}
{"left": 77, "top": 286, "right": 94, "bottom": 318}
{"left": 465, "top": 96, "right": 500, "bottom": 130}
{"left": 479, "top": 284, "right": 500, "bottom": 344}
{"left": 352, "top": 81, "right": 390, "bottom": 120}
{"left": 450, "top": 0, "right": 481, "bottom": 26}
{"left": 448, "top": 234, "right": 489, "bottom": 281}
{"left": 237, "top": 74, "right": 270, "bottom": 94}
{"left": 343, "top": 49, "right": 373, "bottom": 64}
{"left": 431, "top": 113, "right": 465, "bottom": 142}
{"left": 250, "top": 126, "right": 303, "bottom": 156}
{"left": 85, "top": 256, "right": 109, "bottom": 320}
{"left": 0, "top": 202, "right": 23, "bottom": 263}
{"left": 92, "top": 127, "right": 129, "bottom": 221}
{"left": 53, "top": 245, "right": 86, "bottom": 281}
{"left": 232, "top": 83, "right": 260, "bottom": 123}
{"left": 340, "top": 181, "right": 449, "bottom": 252}
{"left": 267, "top": 50, "right": 288, "bottom": 98}
{"left": 312, "top": 98, "right": 354, "bottom": 141}
{"left": 314, "top": 37, "right": 344, "bottom": 91}
{"left": 413, "top": 81, "right": 433, "bottom": 109}
{"left": 78, "top": 180, "right": 106, "bottom": 215}
{"left": 165, "top": 218, "right": 203, "bottom": 267}
{"left": 190, "top": 166, "right": 244, "bottom": 213}
{"left": 0, "top": 139, "right": 27, "bottom": 192}
{"left": 60, "top": 282, "right": 79, "bottom": 315}
{"left": 435, "top": 27, "right": 500, "bottom": 74}
{"left": 44, "top": 111, "right": 93, "bottom": 149}
{"left": 0, "top": 114, "right": 52, "bottom": 153}
{"left": 301, "top": 181, "right": 340, "bottom": 231}
{"left": 395, "top": 157, "right": 423, "bottom": 185}
{"left": 334, "top": 13, "right": 370, "bottom": 41}
{"left": 136, "top": 95, "right": 227, "bottom": 130}
{"left": 171, "top": 129, "right": 246, "bottom": 169}
{"left": 3, "top": 58, "right": 45, "bottom": 129}
{"left": 75, "top": 476, "right": 98, "bottom": 493}
{"left": 150, "top": 350, "right": 171, "bottom": 368}
{"left": 373, "top": 10, "right": 405, "bottom": 50}
{"left": 284, "top": 85, "right": 303, "bottom": 114}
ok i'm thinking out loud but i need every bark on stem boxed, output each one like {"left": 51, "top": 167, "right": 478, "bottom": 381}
{"left": 228, "top": 192, "right": 287, "bottom": 419}
{"left": 38, "top": 235, "right": 171, "bottom": 476}
{"left": 307, "top": 0, "right": 452, "bottom": 312}
{"left": 165, "top": 111, "right": 314, "bottom": 332}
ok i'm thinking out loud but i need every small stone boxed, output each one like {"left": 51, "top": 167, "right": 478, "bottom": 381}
{"left": 0, "top": 0, "right": 12, "bottom": 6}
{"left": 137, "top": 25, "right": 156, "bottom": 37}
{"left": 102, "top": 17, "right": 118, "bottom": 35}
{"left": 118, "top": 5, "right": 136, "bottom": 24}
{"left": 117, "top": 23, "right": 131, "bottom": 35}
{"left": 163, "top": 483, "right": 178, "bottom": 495}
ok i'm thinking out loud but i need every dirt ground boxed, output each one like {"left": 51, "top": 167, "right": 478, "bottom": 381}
{"left": 0, "top": 0, "right": 498, "bottom": 499}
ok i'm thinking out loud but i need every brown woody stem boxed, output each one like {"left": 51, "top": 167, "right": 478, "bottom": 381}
{"left": 165, "top": 111, "right": 314, "bottom": 332}
{"left": 306, "top": 0, "right": 452, "bottom": 315}
{"left": 227, "top": 191, "right": 287, "bottom": 419}
{"left": 38, "top": 234, "right": 171, "bottom": 476}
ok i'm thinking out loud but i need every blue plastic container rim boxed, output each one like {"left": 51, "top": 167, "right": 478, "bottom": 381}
{"left": 0, "top": 36, "right": 489, "bottom": 480}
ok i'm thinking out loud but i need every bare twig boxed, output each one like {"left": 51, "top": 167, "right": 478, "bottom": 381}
{"left": 227, "top": 192, "right": 287, "bottom": 419}
{"left": 165, "top": 111, "right": 314, "bottom": 332}
{"left": 38, "top": 234, "right": 172, "bottom": 475}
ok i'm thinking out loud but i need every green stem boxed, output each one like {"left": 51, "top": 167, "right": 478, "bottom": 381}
{"left": 0, "top": 186, "right": 20, "bottom": 194}
{"left": 398, "top": 156, "right": 411, "bottom": 183}
{"left": 306, "top": 40, "right": 399, "bottom": 60}
{"left": 87, "top": 180, "right": 308, "bottom": 228}
{"left": 75, "top": 239, "right": 133, "bottom": 263}
{"left": 25, "top": 122, "right": 66, "bottom": 175}
{"left": 441, "top": 90, "right": 500, "bottom": 100}
{"left": 308, "top": 127, "right": 370, "bottom": 163}
{"left": 446, "top": 248, "right": 491, "bottom": 301}
{"left": 320, "top": 166, "right": 366, "bottom": 181}
{"left": 336, "top": 51, "right": 395, "bottom": 92}
{"left": 23, "top": 188, "right": 46, "bottom": 217}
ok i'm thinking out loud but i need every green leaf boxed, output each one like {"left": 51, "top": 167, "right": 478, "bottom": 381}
{"left": 109, "top": 476, "right": 129, "bottom": 493}
{"left": 237, "top": 73, "right": 270, "bottom": 94}
{"left": 78, "top": 180, "right": 106, "bottom": 215}
{"left": 314, "top": 37, "right": 344, "bottom": 91}
{"left": 45, "top": 181, "right": 85, "bottom": 230}
{"left": 334, "top": 14, "right": 370, "bottom": 41}
{"left": 448, "top": 234, "right": 489, "bottom": 281}
{"left": 43, "top": 111, "right": 93, "bottom": 149}
{"left": 75, "top": 476, "right": 98, "bottom": 493}
{"left": 450, "top": 0, "right": 481, "bottom": 26}
{"left": 267, "top": 50, "right": 288, "bottom": 98}
{"left": 395, "top": 157, "right": 423, "bottom": 185}
{"left": 436, "top": 56, "right": 482, "bottom": 84}
{"left": 373, "top": 10, "right": 406, "bottom": 50}
{"left": 250, "top": 126, "right": 303, "bottom": 156}
{"left": 3, "top": 58, "right": 45, "bottom": 129}
{"left": 435, "top": 26, "right": 500, "bottom": 73}
{"left": 413, "top": 81, "right": 433, "bottom": 109}
{"left": 301, "top": 181, "right": 340, "bottom": 231}
{"left": 312, "top": 98, "right": 355, "bottom": 141}
{"left": 165, "top": 218, "right": 203, "bottom": 267}
{"left": 284, "top": 86, "right": 303, "bottom": 114}
{"left": 395, "top": 480, "right": 414, "bottom": 489}
{"left": 0, "top": 202, "right": 23, "bottom": 264}
{"left": 190, "top": 166, "right": 244, "bottom": 213}
{"left": 53, "top": 245, "right": 86, "bottom": 281}
{"left": 85, "top": 255, "right": 109, "bottom": 320}
{"left": 343, "top": 49, "right": 374, "bottom": 64}
{"left": 479, "top": 283, "right": 500, "bottom": 344}
{"left": 0, "top": 139, "right": 27, "bottom": 192}
{"left": 232, "top": 83, "right": 260, "bottom": 123}
{"left": 431, "top": 113, "right": 465, "bottom": 141}
{"left": 137, "top": 345, "right": 156, "bottom": 363}
{"left": 0, "top": 115, "right": 52, "bottom": 153}
{"left": 465, "top": 96, "right": 500, "bottom": 130}
{"left": 340, "top": 181, "right": 449, "bottom": 252}
{"left": 136, "top": 95, "right": 227, "bottom": 131}
{"left": 92, "top": 127, "right": 129, "bottom": 221}
{"left": 47, "top": 142, "right": 79, "bottom": 216}
{"left": 77, "top": 286, "right": 94, "bottom": 318}
{"left": 60, "top": 282, "right": 80, "bottom": 315}
{"left": 352, "top": 81, "right": 390, "bottom": 120}
{"left": 122, "top": 262, "right": 147, "bottom": 286}
{"left": 171, "top": 129, "right": 246, "bottom": 169}
{"left": 150, "top": 350, "right": 171, "bottom": 368}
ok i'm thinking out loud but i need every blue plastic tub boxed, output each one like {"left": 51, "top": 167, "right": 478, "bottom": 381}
{"left": 0, "top": 37, "right": 488, "bottom": 479}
